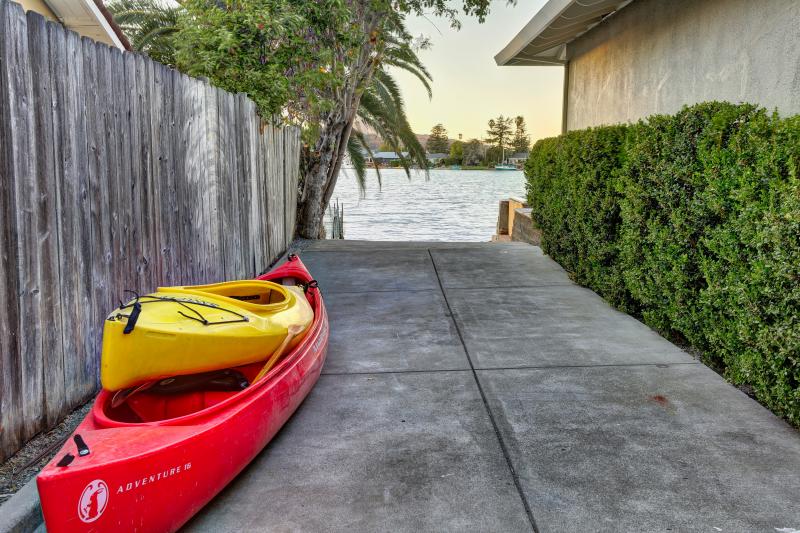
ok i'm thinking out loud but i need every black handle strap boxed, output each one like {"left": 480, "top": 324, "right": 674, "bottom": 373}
{"left": 74, "top": 434, "right": 90, "bottom": 456}
{"left": 122, "top": 300, "right": 142, "bottom": 334}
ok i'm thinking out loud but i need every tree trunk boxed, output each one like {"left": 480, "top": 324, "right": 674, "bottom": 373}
{"left": 295, "top": 80, "right": 372, "bottom": 239}
{"left": 295, "top": 10, "right": 382, "bottom": 239}
{"left": 296, "top": 115, "right": 351, "bottom": 239}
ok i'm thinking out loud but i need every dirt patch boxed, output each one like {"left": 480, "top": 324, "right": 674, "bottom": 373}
{"left": 0, "top": 401, "right": 92, "bottom": 505}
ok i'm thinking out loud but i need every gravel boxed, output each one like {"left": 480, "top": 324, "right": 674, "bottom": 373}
{"left": 0, "top": 401, "right": 92, "bottom": 505}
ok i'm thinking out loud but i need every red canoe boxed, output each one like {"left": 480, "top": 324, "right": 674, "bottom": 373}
{"left": 37, "top": 255, "right": 328, "bottom": 532}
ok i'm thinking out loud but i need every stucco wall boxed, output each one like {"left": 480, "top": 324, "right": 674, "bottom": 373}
{"left": 565, "top": 0, "right": 800, "bottom": 131}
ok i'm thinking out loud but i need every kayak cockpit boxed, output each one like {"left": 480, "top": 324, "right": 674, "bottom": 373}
{"left": 165, "top": 280, "right": 292, "bottom": 309}
{"left": 101, "top": 362, "right": 264, "bottom": 423}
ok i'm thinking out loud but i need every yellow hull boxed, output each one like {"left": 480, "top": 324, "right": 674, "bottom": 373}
{"left": 100, "top": 280, "right": 313, "bottom": 390}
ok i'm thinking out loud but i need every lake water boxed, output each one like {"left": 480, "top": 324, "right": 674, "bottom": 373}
{"left": 328, "top": 168, "right": 526, "bottom": 241}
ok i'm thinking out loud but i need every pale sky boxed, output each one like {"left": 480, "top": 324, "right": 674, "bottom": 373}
{"left": 392, "top": 0, "right": 564, "bottom": 143}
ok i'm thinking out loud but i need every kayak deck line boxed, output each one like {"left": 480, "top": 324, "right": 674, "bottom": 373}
{"left": 113, "top": 294, "right": 252, "bottom": 329}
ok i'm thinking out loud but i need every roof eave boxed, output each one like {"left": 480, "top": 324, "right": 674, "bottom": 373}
{"left": 494, "top": 0, "right": 573, "bottom": 66}
{"left": 44, "top": 0, "right": 130, "bottom": 50}
{"left": 495, "top": 0, "right": 634, "bottom": 67}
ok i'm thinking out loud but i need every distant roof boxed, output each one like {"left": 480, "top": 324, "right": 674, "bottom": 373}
{"left": 495, "top": 0, "right": 633, "bottom": 66}
{"left": 426, "top": 153, "right": 448, "bottom": 160}
{"left": 372, "top": 151, "right": 407, "bottom": 159}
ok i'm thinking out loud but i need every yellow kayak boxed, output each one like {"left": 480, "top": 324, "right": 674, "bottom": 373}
{"left": 100, "top": 280, "right": 313, "bottom": 390}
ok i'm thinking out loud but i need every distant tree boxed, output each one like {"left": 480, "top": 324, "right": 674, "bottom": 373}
{"left": 462, "top": 139, "right": 484, "bottom": 166}
{"left": 449, "top": 140, "right": 464, "bottom": 160}
{"left": 378, "top": 140, "right": 397, "bottom": 153}
{"left": 485, "top": 115, "right": 513, "bottom": 153}
{"left": 511, "top": 116, "right": 530, "bottom": 153}
{"left": 483, "top": 146, "right": 503, "bottom": 165}
{"left": 426, "top": 124, "right": 450, "bottom": 153}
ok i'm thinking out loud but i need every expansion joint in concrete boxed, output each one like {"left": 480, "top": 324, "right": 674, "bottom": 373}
{"left": 321, "top": 368, "right": 472, "bottom": 377}
{"left": 322, "top": 288, "right": 440, "bottom": 295}
{"left": 476, "top": 361, "right": 702, "bottom": 372}
{"left": 320, "top": 361, "right": 701, "bottom": 378}
{"left": 427, "top": 249, "right": 540, "bottom": 533}
{"left": 436, "top": 282, "right": 575, "bottom": 291}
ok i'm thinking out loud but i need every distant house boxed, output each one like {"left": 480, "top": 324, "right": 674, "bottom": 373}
{"left": 426, "top": 153, "right": 448, "bottom": 166}
{"left": 18, "top": 0, "right": 130, "bottom": 50}
{"left": 372, "top": 151, "right": 408, "bottom": 165}
{"left": 496, "top": 0, "right": 800, "bottom": 132}
{"left": 342, "top": 148, "right": 371, "bottom": 168}
{"left": 506, "top": 152, "right": 528, "bottom": 166}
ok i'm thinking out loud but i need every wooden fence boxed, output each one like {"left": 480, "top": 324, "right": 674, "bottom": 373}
{"left": 0, "top": 0, "right": 300, "bottom": 461}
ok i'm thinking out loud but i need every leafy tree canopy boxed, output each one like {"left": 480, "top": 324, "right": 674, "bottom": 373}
{"left": 483, "top": 145, "right": 503, "bottom": 164}
{"left": 426, "top": 123, "right": 449, "bottom": 153}
{"left": 175, "top": 0, "right": 354, "bottom": 121}
{"left": 449, "top": 140, "right": 464, "bottom": 159}
{"left": 512, "top": 115, "right": 530, "bottom": 153}
{"left": 462, "top": 139, "right": 484, "bottom": 166}
{"left": 485, "top": 115, "right": 513, "bottom": 152}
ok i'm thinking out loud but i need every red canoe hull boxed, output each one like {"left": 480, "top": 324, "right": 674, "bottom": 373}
{"left": 37, "top": 256, "right": 328, "bottom": 532}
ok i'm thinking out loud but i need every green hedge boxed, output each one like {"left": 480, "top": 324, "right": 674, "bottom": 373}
{"left": 525, "top": 102, "right": 800, "bottom": 425}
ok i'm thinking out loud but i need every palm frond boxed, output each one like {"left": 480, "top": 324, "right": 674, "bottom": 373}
{"left": 383, "top": 58, "right": 432, "bottom": 98}
{"left": 350, "top": 129, "right": 381, "bottom": 190}
{"left": 345, "top": 134, "right": 367, "bottom": 193}
{"left": 106, "top": 0, "right": 181, "bottom": 65}
{"left": 357, "top": 62, "right": 428, "bottom": 180}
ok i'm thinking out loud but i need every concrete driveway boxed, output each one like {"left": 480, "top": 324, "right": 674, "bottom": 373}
{"left": 187, "top": 241, "right": 800, "bottom": 532}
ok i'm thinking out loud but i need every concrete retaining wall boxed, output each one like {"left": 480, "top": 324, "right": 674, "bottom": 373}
{"left": 510, "top": 208, "right": 541, "bottom": 246}
{"left": 494, "top": 197, "right": 534, "bottom": 243}
{"left": 565, "top": 0, "right": 800, "bottom": 130}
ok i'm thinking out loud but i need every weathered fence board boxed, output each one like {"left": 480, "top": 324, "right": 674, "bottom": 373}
{"left": 0, "top": 1, "right": 27, "bottom": 456}
{"left": 83, "top": 35, "right": 109, "bottom": 415}
{"left": 0, "top": 4, "right": 15, "bottom": 460}
{"left": 27, "top": 12, "right": 64, "bottom": 428}
{"left": 267, "top": 126, "right": 285, "bottom": 257}
{"left": 12, "top": 6, "right": 40, "bottom": 442}
{"left": 285, "top": 131, "right": 299, "bottom": 244}
{"left": 45, "top": 15, "right": 68, "bottom": 424}
{"left": 61, "top": 28, "right": 95, "bottom": 408}
{"left": 0, "top": 0, "right": 301, "bottom": 461}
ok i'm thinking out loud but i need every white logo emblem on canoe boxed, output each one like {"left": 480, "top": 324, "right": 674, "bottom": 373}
{"left": 78, "top": 479, "right": 108, "bottom": 523}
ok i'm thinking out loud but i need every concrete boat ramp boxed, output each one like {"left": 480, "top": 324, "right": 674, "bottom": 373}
{"left": 188, "top": 241, "right": 800, "bottom": 532}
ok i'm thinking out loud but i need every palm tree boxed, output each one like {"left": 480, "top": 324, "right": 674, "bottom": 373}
{"left": 344, "top": 26, "right": 432, "bottom": 194}
{"left": 106, "top": 0, "right": 431, "bottom": 198}
{"left": 105, "top": 0, "right": 179, "bottom": 66}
